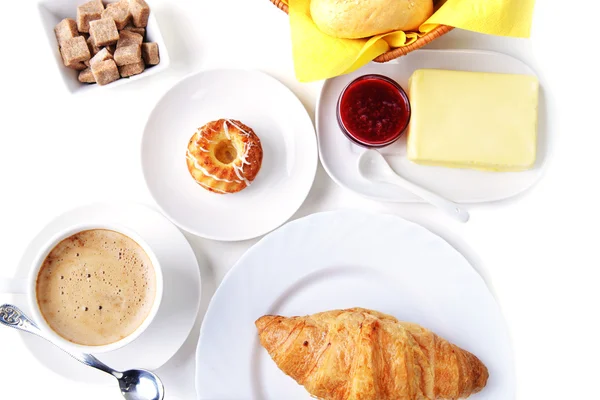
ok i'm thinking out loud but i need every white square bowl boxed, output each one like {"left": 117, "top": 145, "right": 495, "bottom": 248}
{"left": 38, "top": 0, "right": 170, "bottom": 94}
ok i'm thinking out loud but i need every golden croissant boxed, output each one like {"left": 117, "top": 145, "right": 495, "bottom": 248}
{"left": 256, "top": 308, "right": 488, "bottom": 400}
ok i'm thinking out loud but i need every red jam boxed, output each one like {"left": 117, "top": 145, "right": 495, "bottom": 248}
{"left": 337, "top": 75, "right": 411, "bottom": 148}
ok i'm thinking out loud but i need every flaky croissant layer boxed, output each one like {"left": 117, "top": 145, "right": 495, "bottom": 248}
{"left": 256, "top": 308, "right": 488, "bottom": 400}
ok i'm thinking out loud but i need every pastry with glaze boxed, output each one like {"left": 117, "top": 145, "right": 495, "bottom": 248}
{"left": 256, "top": 308, "right": 488, "bottom": 400}
{"left": 186, "top": 119, "right": 263, "bottom": 194}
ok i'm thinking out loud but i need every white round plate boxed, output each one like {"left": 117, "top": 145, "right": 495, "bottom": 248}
{"left": 196, "top": 211, "right": 514, "bottom": 399}
{"left": 142, "top": 69, "right": 318, "bottom": 241}
{"left": 15, "top": 203, "right": 201, "bottom": 384}
{"left": 317, "top": 49, "right": 548, "bottom": 203}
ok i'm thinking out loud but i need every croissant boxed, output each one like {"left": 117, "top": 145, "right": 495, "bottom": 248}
{"left": 256, "top": 308, "right": 488, "bottom": 400}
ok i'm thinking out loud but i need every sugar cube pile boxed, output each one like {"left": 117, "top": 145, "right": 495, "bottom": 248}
{"left": 53, "top": 0, "right": 160, "bottom": 86}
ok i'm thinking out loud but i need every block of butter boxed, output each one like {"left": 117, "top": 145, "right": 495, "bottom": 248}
{"left": 407, "top": 69, "right": 539, "bottom": 172}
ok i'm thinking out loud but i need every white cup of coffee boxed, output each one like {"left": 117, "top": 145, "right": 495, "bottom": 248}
{"left": 0, "top": 223, "right": 163, "bottom": 354}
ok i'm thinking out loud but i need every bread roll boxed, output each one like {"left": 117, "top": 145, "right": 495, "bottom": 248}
{"left": 310, "top": 0, "right": 433, "bottom": 39}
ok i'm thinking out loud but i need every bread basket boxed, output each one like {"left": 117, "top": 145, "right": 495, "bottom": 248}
{"left": 269, "top": 0, "right": 453, "bottom": 63}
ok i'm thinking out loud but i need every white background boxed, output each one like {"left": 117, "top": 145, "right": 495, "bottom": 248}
{"left": 0, "top": 1, "right": 598, "bottom": 399}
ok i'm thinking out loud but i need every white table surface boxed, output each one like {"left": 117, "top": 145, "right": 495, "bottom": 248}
{"left": 1, "top": 1, "right": 598, "bottom": 399}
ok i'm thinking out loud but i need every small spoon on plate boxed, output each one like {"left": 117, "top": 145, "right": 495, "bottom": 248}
{"left": 0, "top": 304, "right": 164, "bottom": 400}
{"left": 358, "top": 150, "right": 470, "bottom": 223}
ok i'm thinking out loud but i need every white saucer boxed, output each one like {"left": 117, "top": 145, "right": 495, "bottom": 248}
{"left": 196, "top": 211, "right": 514, "bottom": 399}
{"left": 142, "top": 69, "right": 318, "bottom": 241}
{"left": 14, "top": 203, "right": 201, "bottom": 384}
{"left": 317, "top": 49, "right": 548, "bottom": 203}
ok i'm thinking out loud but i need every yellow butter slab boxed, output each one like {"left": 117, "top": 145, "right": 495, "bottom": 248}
{"left": 407, "top": 69, "right": 539, "bottom": 172}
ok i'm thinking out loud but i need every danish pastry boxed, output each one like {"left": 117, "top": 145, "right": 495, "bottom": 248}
{"left": 186, "top": 119, "right": 263, "bottom": 194}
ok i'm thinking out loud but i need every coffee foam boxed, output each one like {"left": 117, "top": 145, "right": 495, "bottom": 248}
{"left": 36, "top": 229, "right": 156, "bottom": 346}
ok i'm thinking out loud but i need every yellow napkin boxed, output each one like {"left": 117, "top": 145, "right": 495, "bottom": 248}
{"left": 282, "top": 0, "right": 536, "bottom": 82}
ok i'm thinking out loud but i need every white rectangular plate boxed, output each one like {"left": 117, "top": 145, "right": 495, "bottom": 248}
{"left": 316, "top": 49, "right": 548, "bottom": 203}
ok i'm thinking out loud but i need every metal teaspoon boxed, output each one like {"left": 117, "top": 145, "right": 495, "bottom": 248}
{"left": 0, "top": 304, "right": 164, "bottom": 400}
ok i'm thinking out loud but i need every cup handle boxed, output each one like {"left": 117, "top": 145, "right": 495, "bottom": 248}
{"left": 0, "top": 279, "right": 27, "bottom": 294}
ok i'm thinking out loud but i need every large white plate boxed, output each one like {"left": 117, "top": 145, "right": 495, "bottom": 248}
{"left": 317, "top": 49, "right": 548, "bottom": 203}
{"left": 196, "top": 211, "right": 514, "bottom": 399}
{"left": 14, "top": 203, "right": 201, "bottom": 384}
{"left": 142, "top": 69, "right": 318, "bottom": 241}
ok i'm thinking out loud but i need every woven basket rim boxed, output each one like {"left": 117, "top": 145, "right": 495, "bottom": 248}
{"left": 268, "top": 0, "right": 453, "bottom": 63}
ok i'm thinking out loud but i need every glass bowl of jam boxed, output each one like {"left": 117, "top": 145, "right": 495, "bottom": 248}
{"left": 336, "top": 74, "right": 411, "bottom": 148}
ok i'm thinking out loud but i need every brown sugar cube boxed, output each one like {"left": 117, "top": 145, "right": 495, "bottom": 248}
{"left": 123, "top": 24, "right": 145, "bottom": 37}
{"left": 60, "top": 36, "right": 91, "bottom": 68}
{"left": 117, "top": 30, "right": 143, "bottom": 48}
{"left": 141, "top": 42, "right": 159, "bottom": 65}
{"left": 86, "top": 35, "right": 101, "bottom": 56}
{"left": 70, "top": 62, "right": 88, "bottom": 71}
{"left": 129, "top": 0, "right": 150, "bottom": 28}
{"left": 89, "top": 47, "right": 114, "bottom": 66}
{"left": 114, "top": 44, "right": 141, "bottom": 66}
{"left": 90, "top": 18, "right": 120, "bottom": 47}
{"left": 91, "top": 59, "right": 120, "bottom": 85}
{"left": 77, "top": 0, "right": 104, "bottom": 33}
{"left": 102, "top": 0, "right": 131, "bottom": 30}
{"left": 78, "top": 68, "right": 96, "bottom": 83}
{"left": 119, "top": 61, "right": 145, "bottom": 78}
{"left": 54, "top": 18, "right": 78, "bottom": 47}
